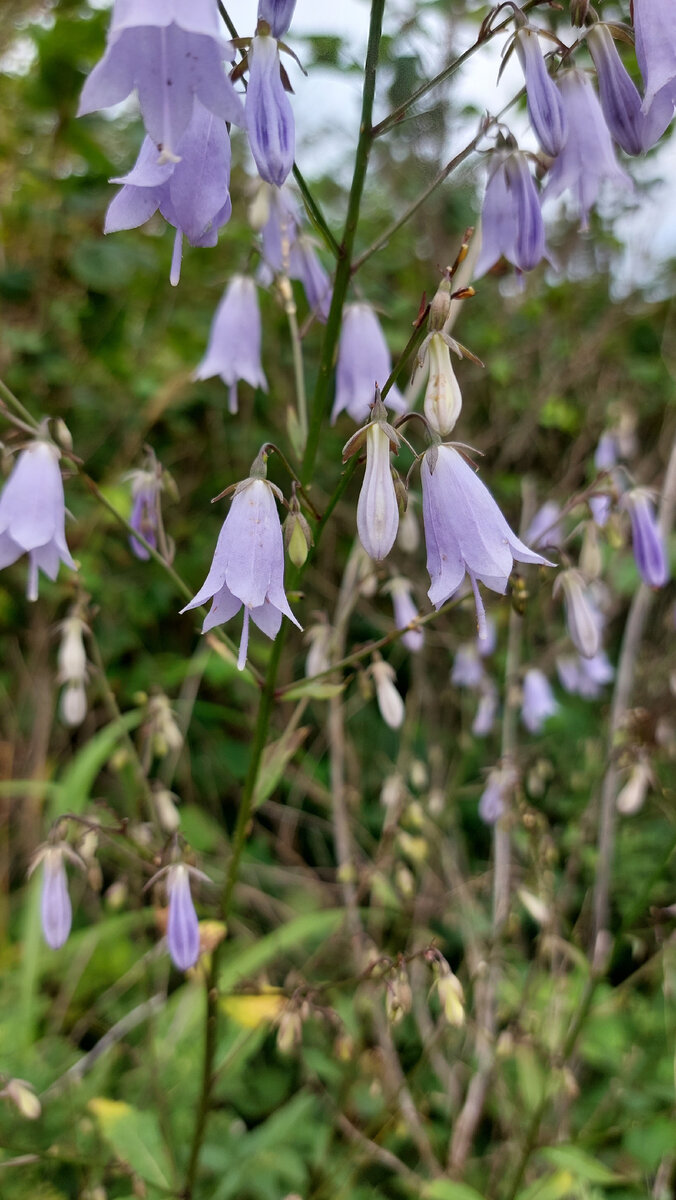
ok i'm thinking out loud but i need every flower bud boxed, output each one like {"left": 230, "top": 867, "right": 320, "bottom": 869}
{"left": 166, "top": 865, "right": 200, "bottom": 972}
{"left": 423, "top": 333, "right": 463, "bottom": 437}
{"left": 356, "top": 422, "right": 400, "bottom": 562}
{"left": 41, "top": 848, "right": 72, "bottom": 950}
{"left": 385, "top": 965, "right": 412, "bottom": 1025}
{"left": 554, "top": 570, "right": 601, "bottom": 659}
{"left": 428, "top": 272, "right": 452, "bottom": 331}
{"left": 617, "top": 759, "right": 652, "bottom": 815}
{"left": 434, "top": 963, "right": 465, "bottom": 1028}
{"left": 276, "top": 1006, "right": 303, "bottom": 1055}
{"left": 371, "top": 659, "right": 405, "bottom": 729}
{"left": 154, "top": 786, "right": 181, "bottom": 834}
{"left": 621, "top": 489, "right": 669, "bottom": 588}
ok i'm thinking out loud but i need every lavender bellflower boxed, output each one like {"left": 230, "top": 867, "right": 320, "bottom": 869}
{"left": 105, "top": 99, "right": 232, "bottom": 285}
{"left": 621, "top": 488, "right": 669, "bottom": 588}
{"left": 246, "top": 30, "right": 295, "bottom": 187}
{"left": 515, "top": 27, "right": 568, "bottom": 157}
{"left": 475, "top": 151, "right": 546, "bottom": 278}
{"left": 587, "top": 23, "right": 672, "bottom": 154}
{"left": 554, "top": 569, "right": 601, "bottom": 658}
{"left": 288, "top": 236, "right": 332, "bottom": 323}
{"left": 180, "top": 467, "right": 301, "bottom": 670}
{"left": 542, "top": 69, "right": 631, "bottom": 230}
{"left": 41, "top": 849, "right": 72, "bottom": 950}
{"left": 0, "top": 438, "right": 76, "bottom": 602}
{"left": 78, "top": 0, "right": 244, "bottom": 161}
{"left": 633, "top": 0, "right": 676, "bottom": 116}
{"left": 388, "top": 577, "right": 424, "bottom": 652}
{"left": 166, "top": 864, "right": 200, "bottom": 971}
{"left": 194, "top": 275, "right": 267, "bottom": 414}
{"left": 332, "top": 304, "right": 405, "bottom": 423}
{"left": 127, "top": 466, "right": 162, "bottom": 560}
{"left": 521, "top": 667, "right": 559, "bottom": 734}
{"left": 421, "top": 445, "right": 550, "bottom": 640}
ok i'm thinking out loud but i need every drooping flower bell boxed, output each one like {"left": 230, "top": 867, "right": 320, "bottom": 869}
{"left": 40, "top": 848, "right": 72, "bottom": 950}
{"left": 105, "top": 100, "right": 233, "bottom": 285}
{"left": 371, "top": 658, "right": 405, "bottom": 729}
{"left": 166, "top": 864, "right": 200, "bottom": 971}
{"left": 633, "top": 0, "right": 676, "bottom": 117}
{"left": 254, "top": 183, "right": 301, "bottom": 275}
{"left": 521, "top": 668, "right": 558, "bottom": 734}
{"left": 556, "top": 649, "right": 614, "bottom": 698}
{"left": 0, "top": 436, "right": 76, "bottom": 602}
{"left": 246, "top": 26, "right": 295, "bottom": 187}
{"left": 475, "top": 150, "right": 546, "bottom": 278}
{"left": 258, "top": 0, "right": 297, "bottom": 38}
{"left": 288, "top": 236, "right": 332, "bottom": 323}
{"left": 514, "top": 27, "right": 568, "bottom": 157}
{"left": 180, "top": 452, "right": 301, "bottom": 670}
{"left": 78, "top": 0, "right": 244, "bottom": 161}
{"left": 194, "top": 276, "right": 267, "bottom": 414}
{"left": 478, "top": 763, "right": 517, "bottom": 826}
{"left": 472, "top": 682, "right": 499, "bottom": 737}
{"left": 621, "top": 488, "right": 669, "bottom": 588}
{"left": 542, "top": 69, "right": 631, "bottom": 231}
{"left": 524, "top": 500, "right": 563, "bottom": 550}
{"left": 332, "top": 304, "right": 405, "bottom": 423}
{"left": 587, "top": 23, "right": 672, "bottom": 154}
{"left": 421, "top": 445, "right": 550, "bottom": 639}
{"left": 343, "top": 394, "right": 401, "bottom": 562}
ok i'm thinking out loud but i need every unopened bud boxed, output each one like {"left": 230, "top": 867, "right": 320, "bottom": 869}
{"left": 277, "top": 1007, "right": 303, "bottom": 1055}
{"left": 397, "top": 830, "right": 428, "bottom": 864}
{"left": 436, "top": 967, "right": 465, "bottom": 1028}
{"left": 154, "top": 786, "right": 181, "bottom": 833}
{"left": 284, "top": 509, "right": 313, "bottom": 568}
{"left": 423, "top": 332, "right": 463, "bottom": 436}
{"left": 617, "top": 759, "right": 652, "bottom": 815}
{"left": 4, "top": 1078, "right": 41, "bottom": 1120}
{"left": 105, "top": 879, "right": 128, "bottom": 911}
{"left": 371, "top": 659, "right": 405, "bottom": 729}
{"left": 570, "top": 0, "right": 590, "bottom": 27}
{"left": 428, "top": 272, "right": 453, "bottom": 331}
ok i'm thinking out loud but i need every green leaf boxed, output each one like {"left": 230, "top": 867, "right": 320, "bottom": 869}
{"left": 516, "top": 1170, "right": 577, "bottom": 1200}
{"left": 55, "top": 710, "right": 143, "bottom": 816}
{"left": 423, "top": 1182, "right": 487, "bottom": 1200}
{"left": 539, "top": 1145, "right": 624, "bottom": 1185}
{"left": 89, "top": 1098, "right": 174, "bottom": 1192}
{"left": 252, "top": 724, "right": 310, "bottom": 809}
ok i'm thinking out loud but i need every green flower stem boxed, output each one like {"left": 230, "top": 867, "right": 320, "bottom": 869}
{"left": 293, "top": 164, "right": 340, "bottom": 258}
{"left": 0, "top": 378, "right": 41, "bottom": 431}
{"left": 300, "top": 0, "right": 386, "bottom": 489}
{"left": 185, "top": 7, "right": 387, "bottom": 1191}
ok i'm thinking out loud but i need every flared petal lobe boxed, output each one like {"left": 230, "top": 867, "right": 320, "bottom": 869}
{"left": 246, "top": 33, "right": 295, "bottom": 187}
{"left": 0, "top": 440, "right": 76, "bottom": 600}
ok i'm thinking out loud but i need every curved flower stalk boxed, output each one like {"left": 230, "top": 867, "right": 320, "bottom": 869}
{"left": 521, "top": 667, "right": 558, "bottom": 734}
{"left": 332, "top": 304, "right": 405, "bottom": 423}
{"left": 0, "top": 437, "right": 76, "bottom": 602}
{"left": 387, "top": 577, "right": 424, "bottom": 652}
{"left": 343, "top": 395, "right": 401, "bottom": 562}
{"left": 40, "top": 849, "right": 72, "bottom": 950}
{"left": 194, "top": 276, "right": 267, "bottom": 414}
{"left": 554, "top": 569, "right": 601, "bottom": 658}
{"left": 246, "top": 30, "right": 295, "bottom": 187}
{"left": 475, "top": 151, "right": 546, "bottom": 278}
{"left": 633, "top": 0, "right": 676, "bottom": 116}
{"left": 105, "top": 100, "right": 232, "bottom": 285}
{"left": 587, "top": 24, "right": 672, "bottom": 154}
{"left": 258, "top": 0, "right": 297, "bottom": 38}
{"left": 78, "top": 0, "right": 244, "bottom": 161}
{"left": 621, "top": 488, "right": 669, "bottom": 587}
{"left": 542, "top": 70, "right": 632, "bottom": 231}
{"left": 514, "top": 27, "right": 567, "bottom": 157}
{"left": 166, "top": 864, "right": 201, "bottom": 971}
{"left": 180, "top": 461, "right": 301, "bottom": 671}
{"left": 421, "top": 445, "right": 551, "bottom": 640}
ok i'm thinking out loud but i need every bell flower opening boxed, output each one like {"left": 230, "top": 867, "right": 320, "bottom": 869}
{"left": 180, "top": 475, "right": 301, "bottom": 670}
{"left": 421, "top": 444, "right": 551, "bottom": 640}
{"left": 194, "top": 275, "right": 267, "bottom": 414}
{"left": 332, "top": 304, "right": 405, "bottom": 423}
{"left": 0, "top": 439, "right": 76, "bottom": 602}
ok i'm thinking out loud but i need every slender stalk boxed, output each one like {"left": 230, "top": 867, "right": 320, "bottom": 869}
{"left": 281, "top": 278, "right": 309, "bottom": 449}
{"left": 371, "top": 0, "right": 548, "bottom": 139}
{"left": 300, "top": 0, "right": 386, "bottom": 488}
{"left": 591, "top": 429, "right": 676, "bottom": 961}
{"left": 0, "top": 378, "right": 41, "bottom": 431}
{"left": 293, "top": 164, "right": 340, "bottom": 258}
